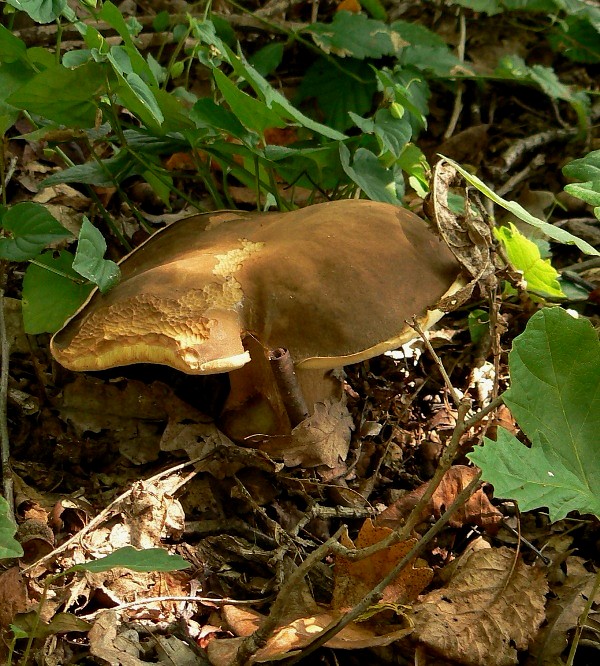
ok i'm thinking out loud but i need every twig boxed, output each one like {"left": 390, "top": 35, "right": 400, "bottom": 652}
{"left": 566, "top": 566, "right": 600, "bottom": 666}
{"left": 81, "top": 593, "right": 270, "bottom": 620}
{"left": 496, "top": 153, "right": 545, "bottom": 197}
{"left": 232, "top": 526, "right": 346, "bottom": 665}
{"left": 444, "top": 10, "right": 466, "bottom": 140}
{"left": 269, "top": 348, "right": 309, "bottom": 426}
{"left": 284, "top": 472, "right": 483, "bottom": 663}
{"left": 0, "top": 289, "right": 14, "bottom": 521}
{"left": 22, "top": 458, "right": 202, "bottom": 574}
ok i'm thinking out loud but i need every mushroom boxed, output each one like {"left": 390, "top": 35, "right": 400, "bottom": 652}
{"left": 51, "top": 200, "right": 463, "bottom": 444}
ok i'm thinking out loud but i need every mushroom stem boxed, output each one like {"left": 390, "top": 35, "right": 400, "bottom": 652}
{"left": 268, "top": 348, "right": 309, "bottom": 427}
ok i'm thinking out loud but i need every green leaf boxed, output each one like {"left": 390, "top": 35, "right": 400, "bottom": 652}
{"left": 213, "top": 68, "right": 286, "bottom": 135}
{"left": 468, "top": 308, "right": 490, "bottom": 345}
{"left": 22, "top": 251, "right": 94, "bottom": 334}
{"left": 191, "top": 26, "right": 345, "bottom": 140}
{"left": 0, "top": 24, "right": 27, "bottom": 63}
{"left": 41, "top": 150, "right": 138, "bottom": 188}
{"left": 248, "top": 42, "right": 284, "bottom": 77}
{"left": 0, "top": 496, "right": 23, "bottom": 560}
{"left": 0, "top": 202, "right": 72, "bottom": 261}
{"left": 443, "top": 156, "right": 600, "bottom": 255}
{"left": 339, "top": 144, "right": 400, "bottom": 204}
{"left": 305, "top": 11, "right": 404, "bottom": 59}
{"left": 495, "top": 223, "right": 565, "bottom": 298}
{"left": 563, "top": 150, "right": 600, "bottom": 218}
{"left": 190, "top": 98, "right": 249, "bottom": 140}
{"left": 73, "top": 218, "right": 120, "bottom": 293}
{"left": 5, "top": 0, "right": 67, "bottom": 24}
{"left": 549, "top": 16, "right": 600, "bottom": 64}
{"left": 296, "top": 57, "right": 376, "bottom": 132}
{"left": 468, "top": 307, "right": 600, "bottom": 521}
{"left": 7, "top": 61, "right": 106, "bottom": 128}
{"left": 68, "top": 547, "right": 190, "bottom": 573}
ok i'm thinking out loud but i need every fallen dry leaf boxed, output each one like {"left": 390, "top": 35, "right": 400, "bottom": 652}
{"left": 259, "top": 398, "right": 353, "bottom": 468}
{"left": 526, "top": 555, "right": 600, "bottom": 665}
{"left": 411, "top": 546, "right": 548, "bottom": 666}
{"left": 207, "top": 604, "right": 412, "bottom": 665}
{"left": 376, "top": 465, "right": 502, "bottom": 532}
{"left": 333, "top": 519, "right": 433, "bottom": 609}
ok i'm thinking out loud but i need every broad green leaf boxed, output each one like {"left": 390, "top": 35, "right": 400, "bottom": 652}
{"left": 549, "top": 16, "right": 600, "bottom": 64}
{"left": 563, "top": 150, "right": 600, "bottom": 218}
{"left": 375, "top": 68, "right": 430, "bottom": 135}
{"left": 5, "top": 0, "right": 67, "bottom": 24}
{"left": 22, "top": 251, "right": 93, "bottom": 334}
{"left": 339, "top": 144, "right": 400, "bottom": 204}
{"left": 7, "top": 61, "right": 106, "bottom": 128}
{"left": 0, "top": 496, "right": 23, "bottom": 560}
{"left": 0, "top": 60, "right": 37, "bottom": 134}
{"left": 495, "top": 223, "right": 564, "bottom": 298}
{"left": 68, "top": 547, "right": 190, "bottom": 573}
{"left": 99, "top": 1, "right": 156, "bottom": 85}
{"left": 192, "top": 29, "right": 346, "bottom": 140}
{"left": 41, "top": 150, "right": 138, "bottom": 188}
{"left": 73, "top": 218, "right": 120, "bottom": 293}
{"left": 468, "top": 309, "right": 490, "bottom": 345}
{"left": 264, "top": 143, "right": 347, "bottom": 191}
{"left": 443, "top": 157, "right": 600, "bottom": 255}
{"left": 0, "top": 202, "right": 72, "bottom": 261}
{"left": 249, "top": 42, "right": 284, "bottom": 77}
{"left": 468, "top": 307, "right": 600, "bottom": 521}
{"left": 0, "top": 24, "right": 27, "bottom": 63}
{"left": 296, "top": 57, "right": 376, "bottom": 132}
{"left": 305, "top": 11, "right": 404, "bottom": 59}
{"left": 213, "top": 68, "right": 286, "bottom": 135}
{"left": 190, "top": 98, "right": 249, "bottom": 140}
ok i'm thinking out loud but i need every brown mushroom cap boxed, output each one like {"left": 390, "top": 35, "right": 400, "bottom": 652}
{"left": 51, "top": 200, "right": 462, "bottom": 374}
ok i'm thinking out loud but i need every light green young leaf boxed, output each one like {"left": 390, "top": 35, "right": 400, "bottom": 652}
{"left": 73, "top": 217, "right": 120, "bottom": 293}
{"left": 22, "top": 251, "right": 93, "bottom": 334}
{"left": 305, "top": 11, "right": 405, "bottom": 59}
{"left": 68, "top": 547, "right": 190, "bottom": 573}
{"left": 0, "top": 202, "right": 72, "bottom": 261}
{"left": 0, "top": 496, "right": 23, "bottom": 560}
{"left": 495, "top": 223, "right": 564, "bottom": 298}
{"left": 339, "top": 144, "right": 400, "bottom": 204}
{"left": 442, "top": 156, "right": 600, "bottom": 256}
{"left": 468, "top": 307, "right": 600, "bottom": 521}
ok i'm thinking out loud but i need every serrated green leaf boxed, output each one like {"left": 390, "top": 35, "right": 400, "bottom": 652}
{"left": 306, "top": 11, "right": 404, "bottom": 59}
{"left": 443, "top": 157, "right": 600, "bottom": 255}
{"left": 0, "top": 202, "right": 72, "bottom": 261}
{"left": 469, "top": 429, "right": 600, "bottom": 520}
{"left": 339, "top": 144, "right": 400, "bottom": 204}
{"left": 468, "top": 307, "right": 600, "bottom": 521}
{"left": 296, "top": 57, "right": 376, "bottom": 132}
{"left": 5, "top": 0, "right": 67, "bottom": 24}
{"left": 22, "top": 251, "right": 93, "bottom": 334}
{"left": 495, "top": 223, "right": 565, "bottom": 297}
{"left": 68, "top": 547, "right": 190, "bottom": 573}
{"left": 0, "top": 496, "right": 23, "bottom": 560}
{"left": 73, "top": 218, "right": 120, "bottom": 293}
